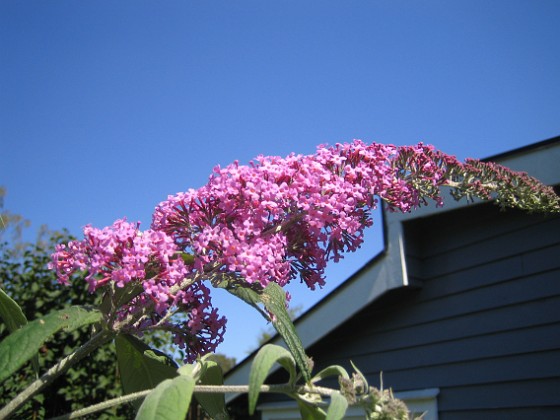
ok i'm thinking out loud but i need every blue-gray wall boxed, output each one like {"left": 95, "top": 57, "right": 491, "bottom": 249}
{"left": 305, "top": 202, "right": 560, "bottom": 419}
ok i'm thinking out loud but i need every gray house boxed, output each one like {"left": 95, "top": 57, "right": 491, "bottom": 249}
{"left": 225, "top": 137, "right": 560, "bottom": 419}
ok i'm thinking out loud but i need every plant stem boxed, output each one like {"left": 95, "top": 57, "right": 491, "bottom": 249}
{"left": 48, "top": 390, "right": 152, "bottom": 420}
{"left": 48, "top": 383, "right": 336, "bottom": 419}
{"left": 0, "top": 330, "right": 114, "bottom": 419}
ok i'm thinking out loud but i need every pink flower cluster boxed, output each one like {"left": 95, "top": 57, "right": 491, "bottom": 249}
{"left": 152, "top": 141, "right": 457, "bottom": 289}
{"left": 49, "top": 219, "right": 226, "bottom": 361}
{"left": 152, "top": 140, "right": 559, "bottom": 290}
{"left": 50, "top": 139, "right": 559, "bottom": 359}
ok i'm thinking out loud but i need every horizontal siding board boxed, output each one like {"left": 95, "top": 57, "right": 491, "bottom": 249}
{"left": 409, "top": 271, "right": 560, "bottom": 322}
{"left": 412, "top": 221, "right": 560, "bottom": 278}
{"left": 439, "top": 378, "right": 560, "bottom": 410}
{"left": 317, "top": 296, "right": 560, "bottom": 356}
{"left": 521, "top": 242, "right": 560, "bottom": 274}
{"left": 322, "top": 323, "right": 560, "bottom": 372}
{"left": 415, "top": 257, "right": 523, "bottom": 300}
{"left": 403, "top": 206, "right": 555, "bottom": 257}
{"left": 372, "top": 350, "right": 560, "bottom": 390}
{"left": 347, "top": 270, "right": 560, "bottom": 335}
{"left": 413, "top": 244, "right": 560, "bottom": 301}
{"left": 439, "top": 407, "right": 560, "bottom": 420}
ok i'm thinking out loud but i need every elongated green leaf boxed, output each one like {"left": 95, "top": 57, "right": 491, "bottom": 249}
{"left": 116, "top": 334, "right": 178, "bottom": 410}
{"left": 0, "top": 306, "right": 101, "bottom": 383}
{"left": 220, "top": 280, "right": 311, "bottom": 383}
{"left": 135, "top": 375, "right": 195, "bottom": 420}
{"left": 195, "top": 360, "right": 230, "bottom": 420}
{"left": 261, "top": 283, "right": 311, "bottom": 383}
{"left": 0, "top": 287, "right": 27, "bottom": 332}
{"left": 311, "top": 365, "right": 350, "bottom": 384}
{"left": 248, "top": 344, "right": 296, "bottom": 415}
{"left": 326, "top": 391, "right": 348, "bottom": 420}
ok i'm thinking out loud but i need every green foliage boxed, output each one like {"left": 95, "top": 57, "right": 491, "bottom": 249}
{"left": 325, "top": 391, "right": 348, "bottom": 420}
{"left": 220, "top": 279, "right": 312, "bottom": 381}
{"left": 311, "top": 365, "right": 350, "bottom": 384}
{"left": 255, "top": 304, "right": 303, "bottom": 348}
{"left": 248, "top": 344, "right": 297, "bottom": 415}
{"left": 136, "top": 375, "right": 195, "bottom": 420}
{"left": 296, "top": 398, "right": 327, "bottom": 419}
{"left": 0, "top": 287, "right": 28, "bottom": 333}
{"left": 0, "top": 286, "right": 40, "bottom": 376}
{"left": 260, "top": 283, "right": 312, "bottom": 383}
{"left": 195, "top": 358, "right": 230, "bottom": 420}
{"left": 115, "top": 334, "right": 178, "bottom": 411}
{"left": 0, "top": 305, "right": 101, "bottom": 383}
{"left": 0, "top": 232, "right": 134, "bottom": 419}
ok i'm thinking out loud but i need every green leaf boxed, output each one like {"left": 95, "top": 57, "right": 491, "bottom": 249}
{"left": 296, "top": 398, "right": 327, "bottom": 420}
{"left": 219, "top": 280, "right": 311, "bottom": 383}
{"left": 0, "top": 287, "right": 27, "bottom": 333}
{"left": 0, "top": 287, "right": 40, "bottom": 377}
{"left": 135, "top": 375, "right": 195, "bottom": 420}
{"left": 311, "top": 365, "right": 350, "bottom": 384}
{"left": 116, "top": 334, "right": 179, "bottom": 411}
{"left": 248, "top": 344, "right": 296, "bottom": 415}
{"left": 220, "top": 281, "right": 311, "bottom": 382}
{"left": 0, "top": 305, "right": 102, "bottom": 383}
{"left": 326, "top": 391, "right": 348, "bottom": 420}
{"left": 177, "top": 363, "right": 196, "bottom": 377}
{"left": 261, "top": 283, "right": 312, "bottom": 383}
{"left": 195, "top": 359, "right": 230, "bottom": 420}
{"left": 219, "top": 281, "right": 268, "bottom": 319}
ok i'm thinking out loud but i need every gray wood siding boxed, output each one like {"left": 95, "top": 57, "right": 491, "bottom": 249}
{"left": 306, "top": 203, "right": 560, "bottom": 419}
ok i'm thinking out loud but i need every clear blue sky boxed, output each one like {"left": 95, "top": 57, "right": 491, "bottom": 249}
{"left": 1, "top": 1, "right": 559, "bottom": 363}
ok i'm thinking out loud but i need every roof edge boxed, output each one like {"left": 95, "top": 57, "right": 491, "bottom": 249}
{"left": 482, "top": 134, "right": 560, "bottom": 162}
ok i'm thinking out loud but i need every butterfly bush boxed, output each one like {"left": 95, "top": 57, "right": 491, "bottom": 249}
{"left": 50, "top": 140, "right": 560, "bottom": 360}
